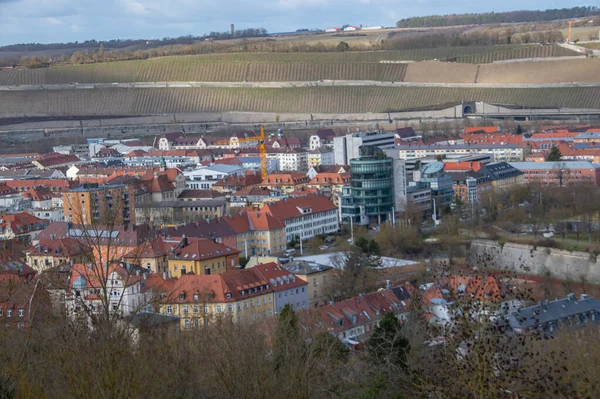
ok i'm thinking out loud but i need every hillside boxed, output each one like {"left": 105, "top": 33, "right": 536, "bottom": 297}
{"left": 1, "top": 86, "right": 599, "bottom": 118}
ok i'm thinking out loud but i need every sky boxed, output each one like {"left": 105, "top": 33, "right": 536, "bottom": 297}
{"left": 0, "top": 0, "right": 568, "bottom": 46}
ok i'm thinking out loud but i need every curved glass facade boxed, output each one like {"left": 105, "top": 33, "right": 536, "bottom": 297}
{"left": 342, "top": 157, "right": 394, "bottom": 225}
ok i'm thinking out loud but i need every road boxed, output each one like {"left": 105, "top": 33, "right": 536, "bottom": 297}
{"left": 1, "top": 80, "right": 600, "bottom": 91}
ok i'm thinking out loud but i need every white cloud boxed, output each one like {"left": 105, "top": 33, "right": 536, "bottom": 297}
{"left": 71, "top": 24, "right": 81, "bottom": 32}
{"left": 44, "top": 17, "right": 64, "bottom": 25}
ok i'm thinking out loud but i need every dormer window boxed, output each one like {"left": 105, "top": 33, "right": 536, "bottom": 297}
{"left": 179, "top": 292, "right": 186, "bottom": 301}
{"left": 193, "top": 294, "right": 199, "bottom": 301}
{"left": 241, "top": 290, "right": 245, "bottom": 296}
{"left": 226, "top": 293, "right": 232, "bottom": 299}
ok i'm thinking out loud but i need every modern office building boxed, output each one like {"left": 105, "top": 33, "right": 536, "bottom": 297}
{"left": 333, "top": 131, "right": 396, "bottom": 165}
{"left": 413, "top": 162, "right": 454, "bottom": 209}
{"left": 340, "top": 148, "right": 395, "bottom": 225}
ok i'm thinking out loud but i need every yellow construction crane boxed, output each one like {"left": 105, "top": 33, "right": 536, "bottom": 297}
{"left": 219, "top": 126, "right": 268, "bottom": 179}
{"left": 568, "top": 18, "right": 589, "bottom": 43}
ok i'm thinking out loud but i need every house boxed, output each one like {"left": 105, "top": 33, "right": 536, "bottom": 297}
{"left": 229, "top": 186, "right": 284, "bottom": 208}
{"left": 65, "top": 263, "right": 151, "bottom": 318}
{"left": 32, "top": 153, "right": 80, "bottom": 170}
{"left": 153, "top": 132, "right": 187, "bottom": 150}
{"left": 149, "top": 267, "right": 276, "bottom": 329}
{"left": 123, "top": 236, "right": 186, "bottom": 274}
{"left": 260, "top": 195, "right": 339, "bottom": 242}
{"left": 184, "top": 165, "right": 245, "bottom": 189}
{"left": 0, "top": 184, "right": 31, "bottom": 212}
{"left": 0, "top": 212, "right": 48, "bottom": 244}
{"left": 307, "top": 172, "right": 351, "bottom": 206}
{"left": 262, "top": 173, "right": 310, "bottom": 195}
{"left": 25, "top": 237, "right": 89, "bottom": 272}
{"left": 478, "top": 162, "right": 525, "bottom": 191}
{"left": 4, "top": 179, "right": 74, "bottom": 194}
{"left": 223, "top": 211, "right": 287, "bottom": 257}
{"left": 178, "top": 189, "right": 225, "bottom": 202}
{"left": 282, "top": 260, "right": 334, "bottom": 306}
{"left": 167, "top": 237, "right": 240, "bottom": 277}
{"left": 447, "top": 171, "right": 493, "bottom": 205}
{"left": 0, "top": 279, "right": 50, "bottom": 329}
{"left": 165, "top": 218, "right": 238, "bottom": 249}
{"left": 343, "top": 26, "right": 360, "bottom": 31}
{"left": 253, "top": 262, "right": 309, "bottom": 314}
{"left": 508, "top": 293, "right": 600, "bottom": 334}
{"left": 309, "top": 129, "right": 337, "bottom": 150}
{"left": 306, "top": 164, "right": 349, "bottom": 180}
{"left": 212, "top": 172, "right": 263, "bottom": 194}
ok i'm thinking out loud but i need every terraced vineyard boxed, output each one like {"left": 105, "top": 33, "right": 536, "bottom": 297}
{"left": 0, "top": 45, "right": 580, "bottom": 85}
{"left": 455, "top": 45, "right": 579, "bottom": 64}
{"left": 2, "top": 86, "right": 599, "bottom": 117}
{"left": 581, "top": 43, "right": 600, "bottom": 49}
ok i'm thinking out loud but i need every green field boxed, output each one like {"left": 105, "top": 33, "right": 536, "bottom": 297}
{"left": 0, "top": 45, "right": 579, "bottom": 85}
{"left": 2, "top": 86, "right": 599, "bottom": 117}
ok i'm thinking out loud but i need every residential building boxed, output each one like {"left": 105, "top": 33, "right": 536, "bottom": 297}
{"left": 212, "top": 172, "right": 263, "bottom": 194}
{"left": 123, "top": 236, "right": 185, "bottom": 274}
{"left": 282, "top": 260, "right": 334, "bottom": 307}
{"left": 223, "top": 211, "right": 287, "bottom": 257}
{"left": 0, "top": 280, "right": 50, "bottom": 329}
{"left": 0, "top": 184, "right": 31, "bottom": 212}
{"left": 304, "top": 288, "right": 411, "bottom": 343}
{"left": 135, "top": 198, "right": 227, "bottom": 224}
{"left": 178, "top": 189, "right": 226, "bottom": 202}
{"left": 229, "top": 187, "right": 284, "bottom": 208}
{"left": 479, "top": 162, "right": 525, "bottom": 191}
{"left": 306, "top": 165, "right": 350, "bottom": 180}
{"left": 333, "top": 131, "right": 396, "bottom": 165}
{"left": 66, "top": 263, "right": 151, "bottom": 318}
{"left": 266, "top": 148, "right": 309, "bottom": 172}
{"left": 259, "top": 195, "right": 339, "bottom": 242}
{"left": 508, "top": 293, "right": 600, "bottom": 334}
{"left": 340, "top": 148, "right": 395, "bottom": 225}
{"left": 32, "top": 153, "right": 80, "bottom": 170}
{"left": 395, "top": 144, "right": 525, "bottom": 162}
{"left": 307, "top": 148, "right": 335, "bottom": 168}
{"left": 309, "top": 129, "right": 337, "bottom": 150}
{"left": 25, "top": 237, "right": 89, "bottom": 272}
{"left": 150, "top": 268, "right": 275, "bottom": 329}
{"left": 307, "top": 172, "right": 351, "bottom": 207}
{"left": 448, "top": 171, "right": 493, "bottom": 205}
{"left": 167, "top": 237, "right": 240, "bottom": 278}
{"left": 165, "top": 219, "right": 238, "bottom": 249}
{"left": 262, "top": 173, "right": 310, "bottom": 195}
{"left": 0, "top": 213, "right": 48, "bottom": 243}
{"left": 253, "top": 262, "right": 309, "bottom": 314}
{"left": 508, "top": 161, "right": 600, "bottom": 186}
{"left": 406, "top": 185, "right": 432, "bottom": 214}
{"left": 184, "top": 164, "right": 245, "bottom": 189}
{"left": 4, "top": 179, "right": 74, "bottom": 194}
{"left": 63, "top": 183, "right": 135, "bottom": 225}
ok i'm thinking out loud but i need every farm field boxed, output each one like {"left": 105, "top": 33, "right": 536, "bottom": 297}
{"left": 580, "top": 42, "right": 600, "bottom": 49}
{"left": 0, "top": 45, "right": 581, "bottom": 86}
{"left": 2, "top": 86, "right": 600, "bottom": 117}
{"left": 404, "top": 61, "right": 478, "bottom": 83}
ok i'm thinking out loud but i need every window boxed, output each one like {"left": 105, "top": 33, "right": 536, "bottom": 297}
{"left": 269, "top": 296, "right": 272, "bottom": 303}
{"left": 166, "top": 305, "right": 172, "bottom": 314}
{"left": 0, "top": 308, "right": 2, "bottom": 316}
{"left": 302, "top": 287, "right": 305, "bottom": 293}
{"left": 204, "top": 305, "right": 209, "bottom": 313}
{"left": 216, "top": 305, "right": 222, "bottom": 313}
{"left": 227, "top": 304, "right": 233, "bottom": 313}
{"left": 183, "top": 305, "right": 189, "bottom": 315}
{"left": 193, "top": 305, "right": 199, "bottom": 314}
{"left": 184, "top": 319, "right": 190, "bottom": 329}
{"left": 18, "top": 309, "right": 24, "bottom": 317}
{"left": 263, "top": 297, "right": 266, "bottom": 305}
{"left": 237, "top": 304, "right": 241, "bottom": 312}
{"left": 250, "top": 299, "right": 254, "bottom": 307}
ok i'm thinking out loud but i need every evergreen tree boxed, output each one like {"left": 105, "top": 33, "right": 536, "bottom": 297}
{"left": 546, "top": 146, "right": 562, "bottom": 162}
{"left": 367, "top": 312, "right": 410, "bottom": 369}
{"left": 516, "top": 124, "right": 523, "bottom": 135}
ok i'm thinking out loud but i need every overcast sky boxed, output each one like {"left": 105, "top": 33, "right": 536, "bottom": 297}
{"left": 0, "top": 0, "right": 569, "bottom": 46}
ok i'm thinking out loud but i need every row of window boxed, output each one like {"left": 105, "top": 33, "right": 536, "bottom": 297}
{"left": 0, "top": 308, "right": 24, "bottom": 318}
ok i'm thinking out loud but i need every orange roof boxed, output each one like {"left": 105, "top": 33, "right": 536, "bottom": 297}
{"left": 170, "top": 238, "right": 239, "bottom": 261}
{"left": 0, "top": 212, "right": 48, "bottom": 232}
{"left": 461, "top": 133, "right": 524, "bottom": 146}
{"left": 252, "top": 262, "right": 307, "bottom": 292}
{"left": 443, "top": 161, "right": 483, "bottom": 172}
{"left": 260, "top": 195, "right": 336, "bottom": 221}
{"left": 262, "top": 173, "right": 310, "bottom": 186}
{"left": 213, "top": 172, "right": 262, "bottom": 188}
{"left": 224, "top": 211, "right": 285, "bottom": 233}
{"left": 309, "top": 172, "right": 351, "bottom": 185}
{"left": 528, "top": 132, "right": 580, "bottom": 139}
{"left": 4, "top": 179, "right": 73, "bottom": 192}
{"left": 463, "top": 126, "right": 500, "bottom": 134}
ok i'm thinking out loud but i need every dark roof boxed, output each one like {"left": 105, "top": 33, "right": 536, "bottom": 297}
{"left": 480, "top": 162, "right": 523, "bottom": 180}
{"left": 508, "top": 294, "right": 600, "bottom": 331}
{"left": 395, "top": 127, "right": 416, "bottom": 138}
{"left": 166, "top": 219, "right": 236, "bottom": 240}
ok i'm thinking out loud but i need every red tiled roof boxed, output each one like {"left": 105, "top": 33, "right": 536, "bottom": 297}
{"left": 69, "top": 263, "right": 142, "bottom": 291}
{"left": 4, "top": 179, "right": 74, "bottom": 193}
{"left": 27, "top": 237, "right": 87, "bottom": 257}
{"left": 262, "top": 173, "right": 310, "bottom": 186}
{"left": 463, "top": 126, "right": 500, "bottom": 134}
{"left": 0, "top": 212, "right": 48, "bottom": 233}
{"left": 260, "top": 195, "right": 336, "bottom": 221}
{"left": 224, "top": 211, "right": 285, "bottom": 233}
{"left": 33, "top": 153, "right": 80, "bottom": 168}
{"left": 213, "top": 172, "right": 262, "bottom": 188}
{"left": 443, "top": 161, "right": 484, "bottom": 172}
{"left": 309, "top": 172, "right": 350, "bottom": 185}
{"left": 170, "top": 238, "right": 239, "bottom": 261}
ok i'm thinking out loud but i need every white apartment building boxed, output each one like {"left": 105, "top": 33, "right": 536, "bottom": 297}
{"left": 260, "top": 195, "right": 340, "bottom": 242}
{"left": 183, "top": 165, "right": 245, "bottom": 189}
{"left": 308, "top": 148, "right": 335, "bottom": 168}
{"left": 396, "top": 144, "right": 524, "bottom": 162}
{"left": 267, "top": 148, "right": 309, "bottom": 172}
